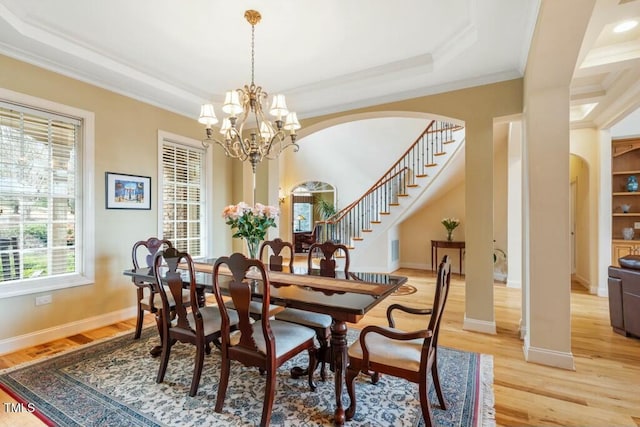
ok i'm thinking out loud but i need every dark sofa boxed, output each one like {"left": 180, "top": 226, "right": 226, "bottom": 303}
{"left": 607, "top": 255, "right": 640, "bottom": 338}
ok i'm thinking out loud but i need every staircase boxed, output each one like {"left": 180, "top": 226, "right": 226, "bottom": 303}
{"left": 319, "top": 119, "right": 465, "bottom": 271}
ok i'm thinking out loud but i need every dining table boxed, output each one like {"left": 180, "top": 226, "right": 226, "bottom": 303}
{"left": 123, "top": 259, "right": 407, "bottom": 426}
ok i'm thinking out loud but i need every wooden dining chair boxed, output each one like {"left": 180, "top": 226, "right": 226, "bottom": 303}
{"left": 131, "top": 237, "right": 179, "bottom": 341}
{"left": 212, "top": 253, "right": 317, "bottom": 427}
{"left": 152, "top": 247, "right": 239, "bottom": 397}
{"left": 307, "top": 241, "right": 351, "bottom": 277}
{"left": 221, "top": 239, "right": 288, "bottom": 321}
{"left": 258, "top": 238, "right": 294, "bottom": 272}
{"left": 275, "top": 240, "right": 350, "bottom": 381}
{"left": 345, "top": 255, "right": 452, "bottom": 426}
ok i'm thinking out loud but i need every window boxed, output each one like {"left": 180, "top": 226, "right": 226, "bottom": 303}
{"left": 0, "top": 89, "right": 94, "bottom": 297}
{"left": 158, "top": 131, "right": 208, "bottom": 257}
{"left": 292, "top": 196, "right": 313, "bottom": 232}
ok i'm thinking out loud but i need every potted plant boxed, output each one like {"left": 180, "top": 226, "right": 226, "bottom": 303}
{"left": 315, "top": 197, "right": 337, "bottom": 220}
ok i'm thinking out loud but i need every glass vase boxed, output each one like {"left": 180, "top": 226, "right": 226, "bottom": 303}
{"left": 446, "top": 230, "right": 453, "bottom": 242}
{"left": 246, "top": 239, "right": 260, "bottom": 259}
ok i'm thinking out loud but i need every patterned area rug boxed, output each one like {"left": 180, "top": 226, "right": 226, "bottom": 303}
{"left": 0, "top": 328, "right": 494, "bottom": 426}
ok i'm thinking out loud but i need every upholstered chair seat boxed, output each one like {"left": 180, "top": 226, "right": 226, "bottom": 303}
{"left": 251, "top": 320, "right": 317, "bottom": 357}
{"left": 275, "top": 309, "right": 332, "bottom": 331}
{"left": 224, "top": 300, "right": 285, "bottom": 318}
{"left": 347, "top": 327, "right": 423, "bottom": 371}
{"left": 141, "top": 285, "right": 189, "bottom": 308}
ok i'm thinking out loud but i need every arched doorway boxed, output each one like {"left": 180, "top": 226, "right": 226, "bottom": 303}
{"left": 290, "top": 181, "right": 336, "bottom": 253}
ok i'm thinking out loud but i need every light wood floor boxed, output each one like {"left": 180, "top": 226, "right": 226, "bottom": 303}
{"left": 1, "top": 268, "right": 639, "bottom": 426}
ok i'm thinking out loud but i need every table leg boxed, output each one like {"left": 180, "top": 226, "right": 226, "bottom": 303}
{"left": 432, "top": 245, "right": 437, "bottom": 272}
{"left": 331, "top": 320, "right": 348, "bottom": 426}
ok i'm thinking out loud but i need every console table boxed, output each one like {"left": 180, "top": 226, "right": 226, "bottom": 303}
{"left": 431, "top": 240, "right": 465, "bottom": 274}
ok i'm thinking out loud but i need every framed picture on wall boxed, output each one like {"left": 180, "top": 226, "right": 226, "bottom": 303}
{"left": 105, "top": 172, "right": 151, "bottom": 210}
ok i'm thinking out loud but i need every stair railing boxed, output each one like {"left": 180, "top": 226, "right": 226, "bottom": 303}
{"left": 320, "top": 119, "right": 462, "bottom": 245}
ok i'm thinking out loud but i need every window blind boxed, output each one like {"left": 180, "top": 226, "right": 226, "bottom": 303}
{"left": 0, "top": 104, "right": 79, "bottom": 282}
{"left": 161, "top": 140, "right": 204, "bottom": 257}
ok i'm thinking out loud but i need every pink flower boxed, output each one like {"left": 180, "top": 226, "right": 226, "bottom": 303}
{"left": 221, "top": 202, "right": 280, "bottom": 245}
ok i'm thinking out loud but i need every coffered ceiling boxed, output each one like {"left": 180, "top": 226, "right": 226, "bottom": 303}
{"left": 572, "top": 0, "right": 640, "bottom": 129}
{"left": 0, "top": 0, "right": 638, "bottom": 129}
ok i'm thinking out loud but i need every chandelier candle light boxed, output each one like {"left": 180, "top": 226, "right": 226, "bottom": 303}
{"left": 199, "top": 9, "right": 301, "bottom": 202}
{"left": 222, "top": 202, "right": 279, "bottom": 259}
{"left": 441, "top": 217, "right": 460, "bottom": 242}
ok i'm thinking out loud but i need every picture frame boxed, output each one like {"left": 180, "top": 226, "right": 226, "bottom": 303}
{"left": 105, "top": 172, "right": 151, "bottom": 210}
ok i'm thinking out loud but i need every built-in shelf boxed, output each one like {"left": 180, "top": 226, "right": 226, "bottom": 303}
{"left": 612, "top": 137, "right": 640, "bottom": 265}
{"left": 613, "top": 170, "right": 640, "bottom": 175}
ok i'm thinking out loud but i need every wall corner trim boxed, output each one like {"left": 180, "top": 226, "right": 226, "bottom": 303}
{"left": 523, "top": 343, "right": 576, "bottom": 370}
{"left": 462, "top": 315, "right": 497, "bottom": 334}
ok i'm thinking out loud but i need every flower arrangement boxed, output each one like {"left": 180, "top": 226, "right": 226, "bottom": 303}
{"left": 441, "top": 217, "right": 460, "bottom": 241}
{"left": 222, "top": 202, "right": 279, "bottom": 258}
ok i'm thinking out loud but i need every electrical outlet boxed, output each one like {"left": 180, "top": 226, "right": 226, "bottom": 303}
{"left": 35, "top": 294, "right": 52, "bottom": 306}
{"left": 635, "top": 222, "right": 640, "bottom": 229}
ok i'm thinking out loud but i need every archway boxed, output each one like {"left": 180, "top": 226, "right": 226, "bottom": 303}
{"left": 290, "top": 181, "right": 336, "bottom": 253}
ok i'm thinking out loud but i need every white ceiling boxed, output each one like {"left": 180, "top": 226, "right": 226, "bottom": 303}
{"left": 0, "top": 0, "right": 538, "bottom": 120}
{"left": 0, "top": 0, "right": 638, "bottom": 130}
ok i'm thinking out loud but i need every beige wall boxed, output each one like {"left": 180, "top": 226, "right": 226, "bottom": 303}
{"left": 0, "top": 52, "right": 523, "bottom": 349}
{"left": 569, "top": 128, "right": 600, "bottom": 292}
{"left": 399, "top": 180, "right": 466, "bottom": 272}
{"left": 276, "top": 79, "right": 522, "bottom": 329}
{"left": 0, "top": 54, "right": 233, "bottom": 342}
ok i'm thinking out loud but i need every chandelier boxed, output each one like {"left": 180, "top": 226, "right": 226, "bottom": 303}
{"left": 198, "top": 10, "right": 301, "bottom": 172}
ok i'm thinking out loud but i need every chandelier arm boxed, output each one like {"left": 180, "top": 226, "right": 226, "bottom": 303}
{"left": 202, "top": 135, "right": 250, "bottom": 162}
{"left": 264, "top": 131, "right": 300, "bottom": 160}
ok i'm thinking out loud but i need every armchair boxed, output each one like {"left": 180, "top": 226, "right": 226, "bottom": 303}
{"left": 299, "top": 223, "right": 322, "bottom": 252}
{"left": 345, "top": 255, "right": 452, "bottom": 426}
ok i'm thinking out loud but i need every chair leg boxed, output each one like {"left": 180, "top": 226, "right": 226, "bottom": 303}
{"left": 419, "top": 378, "right": 435, "bottom": 427}
{"left": 134, "top": 302, "right": 144, "bottom": 339}
{"left": 345, "top": 364, "right": 359, "bottom": 421}
{"left": 261, "top": 369, "right": 277, "bottom": 427}
{"left": 431, "top": 360, "right": 447, "bottom": 409}
{"left": 189, "top": 342, "right": 205, "bottom": 397}
{"left": 317, "top": 332, "right": 330, "bottom": 381}
{"left": 156, "top": 336, "right": 173, "bottom": 384}
{"left": 134, "top": 287, "right": 145, "bottom": 339}
{"left": 307, "top": 347, "right": 317, "bottom": 391}
{"left": 215, "top": 356, "right": 230, "bottom": 413}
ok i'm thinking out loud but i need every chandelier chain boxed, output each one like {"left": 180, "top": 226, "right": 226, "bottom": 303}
{"left": 251, "top": 23, "right": 255, "bottom": 85}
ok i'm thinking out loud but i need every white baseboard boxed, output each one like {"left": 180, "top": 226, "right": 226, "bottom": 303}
{"left": 523, "top": 343, "right": 575, "bottom": 370}
{"left": 398, "top": 262, "right": 429, "bottom": 270}
{"left": 493, "top": 271, "right": 507, "bottom": 283}
{"left": 507, "top": 278, "right": 522, "bottom": 288}
{"left": 463, "top": 315, "right": 496, "bottom": 334}
{"left": 519, "top": 318, "right": 527, "bottom": 340}
{"left": 0, "top": 306, "right": 137, "bottom": 356}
